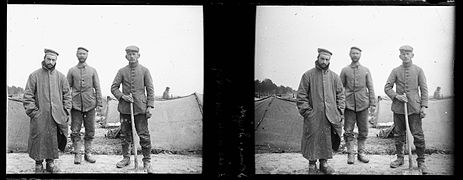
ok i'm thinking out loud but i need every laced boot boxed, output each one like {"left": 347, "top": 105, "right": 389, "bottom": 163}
{"left": 116, "top": 156, "right": 131, "bottom": 168}
{"left": 390, "top": 142, "right": 404, "bottom": 168}
{"left": 35, "top": 161, "right": 44, "bottom": 173}
{"left": 84, "top": 153, "right": 96, "bottom": 163}
{"left": 116, "top": 144, "right": 131, "bottom": 168}
{"left": 357, "top": 140, "right": 369, "bottom": 163}
{"left": 319, "top": 159, "right": 335, "bottom": 175}
{"left": 390, "top": 156, "right": 404, "bottom": 168}
{"left": 45, "top": 159, "right": 60, "bottom": 173}
{"left": 308, "top": 160, "right": 318, "bottom": 174}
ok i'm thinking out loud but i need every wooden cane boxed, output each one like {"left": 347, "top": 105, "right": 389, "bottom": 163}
{"left": 129, "top": 93, "right": 138, "bottom": 170}
{"left": 403, "top": 94, "right": 413, "bottom": 169}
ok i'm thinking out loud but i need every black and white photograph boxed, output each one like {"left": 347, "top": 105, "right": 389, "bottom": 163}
{"left": 254, "top": 6, "right": 454, "bottom": 175}
{"left": 7, "top": 4, "right": 203, "bottom": 174}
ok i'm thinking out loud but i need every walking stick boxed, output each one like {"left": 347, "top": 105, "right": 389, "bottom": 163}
{"left": 129, "top": 93, "right": 138, "bottom": 170}
{"left": 403, "top": 94, "right": 413, "bottom": 169}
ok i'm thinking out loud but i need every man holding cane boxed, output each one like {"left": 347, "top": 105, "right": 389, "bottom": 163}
{"left": 384, "top": 45, "right": 428, "bottom": 174}
{"left": 111, "top": 45, "right": 155, "bottom": 173}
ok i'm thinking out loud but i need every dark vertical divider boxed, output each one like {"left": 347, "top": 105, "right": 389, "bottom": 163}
{"left": 203, "top": 3, "right": 256, "bottom": 178}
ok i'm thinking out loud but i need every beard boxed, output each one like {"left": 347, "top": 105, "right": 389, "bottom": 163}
{"left": 320, "top": 62, "right": 329, "bottom": 68}
{"left": 78, "top": 57, "right": 87, "bottom": 63}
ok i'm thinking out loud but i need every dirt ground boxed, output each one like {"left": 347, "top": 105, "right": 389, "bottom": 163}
{"left": 255, "top": 123, "right": 454, "bottom": 175}
{"left": 6, "top": 153, "right": 202, "bottom": 174}
{"left": 7, "top": 121, "right": 202, "bottom": 174}
{"left": 256, "top": 153, "right": 453, "bottom": 175}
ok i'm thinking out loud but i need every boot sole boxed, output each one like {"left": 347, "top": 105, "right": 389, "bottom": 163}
{"left": 116, "top": 163, "right": 130, "bottom": 168}
{"left": 390, "top": 164, "right": 403, "bottom": 168}
{"left": 85, "top": 159, "right": 96, "bottom": 163}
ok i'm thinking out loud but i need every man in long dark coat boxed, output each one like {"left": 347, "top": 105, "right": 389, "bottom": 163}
{"left": 297, "top": 48, "right": 345, "bottom": 174}
{"left": 23, "top": 48, "right": 72, "bottom": 173}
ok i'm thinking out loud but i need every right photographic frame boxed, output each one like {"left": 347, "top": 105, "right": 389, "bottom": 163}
{"left": 254, "top": 5, "right": 454, "bottom": 175}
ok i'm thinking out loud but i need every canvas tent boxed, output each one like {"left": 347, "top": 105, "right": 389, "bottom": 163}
{"left": 7, "top": 93, "right": 203, "bottom": 152}
{"left": 371, "top": 97, "right": 453, "bottom": 151}
{"left": 104, "top": 93, "right": 203, "bottom": 151}
{"left": 7, "top": 98, "right": 30, "bottom": 152}
{"left": 255, "top": 96, "right": 303, "bottom": 152}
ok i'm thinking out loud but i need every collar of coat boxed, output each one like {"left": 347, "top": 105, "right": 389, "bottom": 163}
{"left": 349, "top": 61, "right": 360, "bottom": 68}
{"left": 41, "top": 60, "right": 56, "bottom": 71}
{"left": 401, "top": 60, "right": 413, "bottom": 68}
{"left": 129, "top": 61, "right": 139, "bottom": 68}
{"left": 315, "top": 60, "right": 330, "bottom": 71}
{"left": 77, "top": 62, "right": 87, "bottom": 69}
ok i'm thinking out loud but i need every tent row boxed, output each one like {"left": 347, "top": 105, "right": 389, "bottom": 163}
{"left": 255, "top": 95, "right": 453, "bottom": 152}
{"left": 7, "top": 93, "right": 203, "bottom": 152}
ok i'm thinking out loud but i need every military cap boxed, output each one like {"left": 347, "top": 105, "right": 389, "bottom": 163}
{"left": 399, "top": 45, "right": 413, "bottom": 52}
{"left": 77, "top": 47, "right": 89, "bottom": 52}
{"left": 317, "top": 48, "right": 332, "bottom": 55}
{"left": 125, "top": 45, "right": 139, "bottom": 52}
{"left": 44, "top": 48, "right": 59, "bottom": 56}
{"left": 350, "top": 46, "right": 362, "bottom": 52}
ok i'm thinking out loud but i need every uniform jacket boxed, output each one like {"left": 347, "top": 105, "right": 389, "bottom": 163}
{"left": 384, "top": 61, "right": 428, "bottom": 115}
{"left": 297, "top": 61, "right": 346, "bottom": 156}
{"left": 340, "top": 62, "right": 375, "bottom": 112}
{"left": 111, "top": 62, "right": 155, "bottom": 115}
{"left": 23, "top": 61, "right": 72, "bottom": 159}
{"left": 67, "top": 62, "right": 103, "bottom": 112}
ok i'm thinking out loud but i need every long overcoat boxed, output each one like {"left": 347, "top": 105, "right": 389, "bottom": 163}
{"left": 23, "top": 62, "right": 72, "bottom": 160}
{"left": 297, "top": 64, "right": 345, "bottom": 160}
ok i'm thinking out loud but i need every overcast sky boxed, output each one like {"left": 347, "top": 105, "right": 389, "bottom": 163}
{"left": 255, "top": 6, "right": 454, "bottom": 97}
{"left": 7, "top": 5, "right": 203, "bottom": 97}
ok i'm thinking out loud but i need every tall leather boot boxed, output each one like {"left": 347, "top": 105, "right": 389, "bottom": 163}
{"left": 116, "top": 144, "right": 131, "bottom": 168}
{"left": 416, "top": 147, "right": 428, "bottom": 174}
{"left": 73, "top": 141, "right": 83, "bottom": 164}
{"left": 346, "top": 140, "right": 355, "bottom": 164}
{"left": 357, "top": 139, "right": 369, "bottom": 163}
{"left": 390, "top": 143, "right": 404, "bottom": 168}
{"left": 84, "top": 140, "right": 96, "bottom": 163}
{"left": 319, "top": 159, "right": 335, "bottom": 175}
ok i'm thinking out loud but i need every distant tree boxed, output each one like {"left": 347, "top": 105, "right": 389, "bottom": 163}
{"left": 7, "top": 85, "right": 24, "bottom": 95}
{"left": 255, "top": 78, "right": 295, "bottom": 97}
